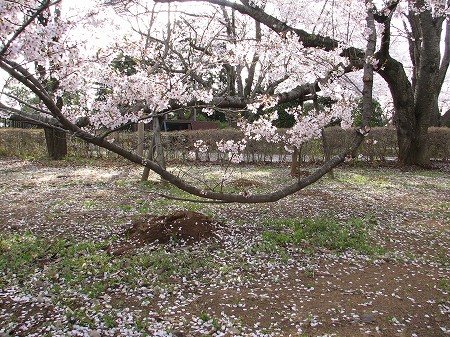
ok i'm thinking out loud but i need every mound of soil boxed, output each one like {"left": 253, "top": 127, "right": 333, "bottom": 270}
{"left": 126, "top": 210, "right": 219, "bottom": 245}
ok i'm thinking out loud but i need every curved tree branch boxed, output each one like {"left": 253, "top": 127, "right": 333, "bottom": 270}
{"left": 1, "top": 49, "right": 368, "bottom": 203}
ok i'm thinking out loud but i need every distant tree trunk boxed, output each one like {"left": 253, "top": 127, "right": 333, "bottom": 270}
{"left": 321, "top": 129, "right": 334, "bottom": 179}
{"left": 142, "top": 116, "right": 166, "bottom": 181}
{"left": 42, "top": 97, "right": 68, "bottom": 160}
{"left": 44, "top": 128, "right": 67, "bottom": 160}
{"left": 290, "top": 146, "right": 300, "bottom": 176}
{"left": 137, "top": 122, "right": 144, "bottom": 156}
{"left": 430, "top": 99, "right": 441, "bottom": 127}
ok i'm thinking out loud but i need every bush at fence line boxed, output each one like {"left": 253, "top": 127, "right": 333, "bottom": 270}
{"left": 0, "top": 128, "right": 47, "bottom": 158}
{"left": 428, "top": 127, "right": 450, "bottom": 159}
{"left": 323, "top": 126, "right": 399, "bottom": 161}
{"left": 0, "top": 127, "right": 449, "bottom": 162}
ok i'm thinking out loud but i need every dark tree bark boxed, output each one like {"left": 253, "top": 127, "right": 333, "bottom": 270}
{"left": 142, "top": 115, "right": 166, "bottom": 181}
{"left": 376, "top": 1, "right": 444, "bottom": 167}
{"left": 36, "top": 6, "right": 68, "bottom": 161}
{"left": 44, "top": 128, "right": 67, "bottom": 160}
{"left": 290, "top": 146, "right": 300, "bottom": 177}
{"left": 442, "top": 108, "right": 450, "bottom": 126}
{"left": 376, "top": 56, "right": 417, "bottom": 165}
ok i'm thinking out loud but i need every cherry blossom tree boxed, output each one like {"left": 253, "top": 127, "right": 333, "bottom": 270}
{"left": 153, "top": 0, "right": 450, "bottom": 167}
{"left": 0, "top": 0, "right": 375, "bottom": 203}
{"left": 103, "top": 0, "right": 365, "bottom": 177}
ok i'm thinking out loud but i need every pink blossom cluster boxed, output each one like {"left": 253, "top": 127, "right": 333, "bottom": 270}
{"left": 216, "top": 139, "right": 247, "bottom": 163}
{"left": 1, "top": 1, "right": 73, "bottom": 64}
{"left": 241, "top": 111, "right": 280, "bottom": 143}
{"left": 194, "top": 139, "right": 209, "bottom": 153}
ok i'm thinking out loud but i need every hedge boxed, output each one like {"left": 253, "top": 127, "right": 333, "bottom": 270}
{"left": 0, "top": 126, "right": 448, "bottom": 162}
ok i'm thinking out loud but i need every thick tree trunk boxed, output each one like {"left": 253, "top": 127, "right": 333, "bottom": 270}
{"left": 407, "top": 10, "right": 440, "bottom": 167}
{"left": 373, "top": 2, "right": 447, "bottom": 168}
{"left": 430, "top": 99, "right": 441, "bottom": 127}
{"left": 378, "top": 55, "right": 432, "bottom": 167}
{"left": 441, "top": 109, "right": 450, "bottom": 127}
{"left": 44, "top": 127, "right": 67, "bottom": 160}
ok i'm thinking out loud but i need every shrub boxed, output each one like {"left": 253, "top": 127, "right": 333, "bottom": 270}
{"left": 261, "top": 215, "right": 383, "bottom": 255}
{"left": 0, "top": 126, "right": 448, "bottom": 162}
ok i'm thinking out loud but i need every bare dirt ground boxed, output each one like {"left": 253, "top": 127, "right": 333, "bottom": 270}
{"left": 0, "top": 157, "right": 449, "bottom": 337}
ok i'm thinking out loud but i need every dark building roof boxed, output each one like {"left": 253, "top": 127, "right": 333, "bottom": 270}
{"left": 161, "top": 120, "right": 219, "bottom": 131}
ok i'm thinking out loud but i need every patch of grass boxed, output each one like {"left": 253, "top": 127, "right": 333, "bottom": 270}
{"left": 80, "top": 280, "right": 109, "bottom": 298}
{"left": 429, "top": 202, "right": 450, "bottom": 219}
{"left": 338, "top": 172, "right": 391, "bottom": 187}
{"left": 0, "top": 233, "right": 215, "bottom": 295}
{"left": 339, "top": 173, "right": 370, "bottom": 184}
{"left": 199, "top": 312, "right": 212, "bottom": 322}
{"left": 44, "top": 241, "right": 114, "bottom": 284}
{"left": 261, "top": 215, "right": 384, "bottom": 255}
{"left": 0, "top": 234, "right": 116, "bottom": 297}
{"left": 431, "top": 249, "right": 450, "bottom": 267}
{"left": 137, "top": 203, "right": 152, "bottom": 214}
{"left": 438, "top": 278, "right": 450, "bottom": 294}
{"left": 198, "top": 312, "right": 221, "bottom": 330}
{"left": 118, "top": 203, "right": 133, "bottom": 211}
{"left": 63, "top": 156, "right": 104, "bottom": 166}
{"left": 0, "top": 238, "right": 120, "bottom": 296}
{"left": 125, "top": 247, "right": 213, "bottom": 283}
{"left": 141, "top": 183, "right": 213, "bottom": 214}
{"left": 56, "top": 181, "right": 79, "bottom": 188}
{"left": 45, "top": 211, "right": 65, "bottom": 220}
{"left": 103, "top": 313, "right": 117, "bottom": 329}
{"left": 0, "top": 233, "right": 47, "bottom": 279}
{"left": 149, "top": 198, "right": 176, "bottom": 211}
{"left": 181, "top": 201, "right": 212, "bottom": 214}
{"left": 68, "top": 307, "right": 95, "bottom": 328}
{"left": 82, "top": 200, "right": 97, "bottom": 208}
{"left": 114, "top": 180, "right": 135, "bottom": 187}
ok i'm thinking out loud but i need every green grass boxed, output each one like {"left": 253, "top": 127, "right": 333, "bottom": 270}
{"left": 339, "top": 173, "right": 370, "bottom": 184}
{"left": 438, "top": 278, "right": 450, "bottom": 293}
{"left": 337, "top": 172, "right": 391, "bottom": 187}
{"left": 0, "top": 234, "right": 117, "bottom": 292}
{"left": 0, "top": 232, "right": 216, "bottom": 300}
{"left": 429, "top": 202, "right": 450, "bottom": 219}
{"left": 434, "top": 252, "right": 450, "bottom": 267}
{"left": 260, "top": 215, "right": 384, "bottom": 256}
{"left": 118, "top": 203, "right": 133, "bottom": 211}
{"left": 125, "top": 247, "right": 213, "bottom": 282}
{"left": 0, "top": 233, "right": 48, "bottom": 279}
{"left": 82, "top": 200, "right": 98, "bottom": 208}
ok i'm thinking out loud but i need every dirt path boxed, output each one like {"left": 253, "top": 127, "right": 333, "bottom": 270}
{"left": 0, "top": 158, "right": 449, "bottom": 337}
